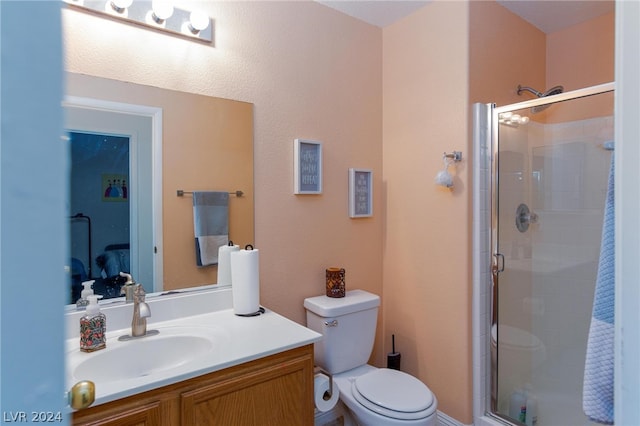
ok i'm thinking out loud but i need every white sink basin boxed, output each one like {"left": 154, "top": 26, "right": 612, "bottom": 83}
{"left": 73, "top": 335, "right": 212, "bottom": 384}
{"left": 68, "top": 325, "right": 226, "bottom": 387}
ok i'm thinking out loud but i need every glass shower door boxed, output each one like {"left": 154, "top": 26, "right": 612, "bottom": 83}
{"left": 491, "top": 90, "right": 614, "bottom": 426}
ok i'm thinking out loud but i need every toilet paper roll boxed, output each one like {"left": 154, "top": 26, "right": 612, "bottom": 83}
{"left": 217, "top": 243, "right": 240, "bottom": 285}
{"left": 314, "top": 373, "right": 339, "bottom": 412}
{"left": 230, "top": 248, "right": 260, "bottom": 315}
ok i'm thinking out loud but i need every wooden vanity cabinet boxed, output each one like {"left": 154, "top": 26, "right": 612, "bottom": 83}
{"left": 72, "top": 344, "right": 315, "bottom": 426}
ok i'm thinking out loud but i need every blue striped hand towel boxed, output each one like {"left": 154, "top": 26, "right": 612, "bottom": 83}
{"left": 193, "top": 191, "right": 229, "bottom": 267}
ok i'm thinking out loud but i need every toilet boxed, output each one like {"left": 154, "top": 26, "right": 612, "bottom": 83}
{"left": 304, "top": 289, "right": 438, "bottom": 426}
{"left": 490, "top": 323, "right": 546, "bottom": 413}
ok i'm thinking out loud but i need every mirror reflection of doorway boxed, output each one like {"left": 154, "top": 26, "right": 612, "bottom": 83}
{"left": 64, "top": 98, "right": 157, "bottom": 306}
{"left": 69, "top": 131, "right": 130, "bottom": 304}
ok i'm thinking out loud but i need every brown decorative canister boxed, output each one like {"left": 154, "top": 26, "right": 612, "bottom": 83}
{"left": 326, "top": 267, "right": 346, "bottom": 298}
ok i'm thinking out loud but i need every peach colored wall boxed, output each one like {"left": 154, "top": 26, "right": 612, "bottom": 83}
{"left": 469, "top": 1, "right": 546, "bottom": 107}
{"left": 547, "top": 11, "right": 614, "bottom": 93}
{"left": 66, "top": 73, "right": 255, "bottom": 290}
{"left": 63, "top": 1, "right": 385, "bottom": 363}
{"left": 382, "top": 2, "right": 472, "bottom": 422}
{"left": 546, "top": 11, "right": 615, "bottom": 123}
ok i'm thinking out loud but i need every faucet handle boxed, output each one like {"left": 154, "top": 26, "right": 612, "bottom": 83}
{"left": 133, "top": 283, "right": 146, "bottom": 303}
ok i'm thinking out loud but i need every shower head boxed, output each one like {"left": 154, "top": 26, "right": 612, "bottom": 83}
{"left": 517, "top": 84, "right": 564, "bottom": 112}
{"left": 517, "top": 84, "right": 564, "bottom": 98}
{"left": 542, "top": 85, "right": 564, "bottom": 97}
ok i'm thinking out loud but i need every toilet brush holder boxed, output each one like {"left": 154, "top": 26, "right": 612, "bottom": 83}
{"left": 387, "top": 334, "right": 401, "bottom": 370}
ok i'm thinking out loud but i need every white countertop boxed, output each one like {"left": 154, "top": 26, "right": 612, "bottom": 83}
{"left": 66, "top": 287, "right": 321, "bottom": 408}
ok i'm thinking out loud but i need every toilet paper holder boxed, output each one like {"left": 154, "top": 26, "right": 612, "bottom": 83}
{"left": 314, "top": 366, "right": 334, "bottom": 398}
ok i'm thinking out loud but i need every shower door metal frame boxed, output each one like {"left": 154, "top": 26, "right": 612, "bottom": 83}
{"left": 488, "top": 81, "right": 615, "bottom": 423}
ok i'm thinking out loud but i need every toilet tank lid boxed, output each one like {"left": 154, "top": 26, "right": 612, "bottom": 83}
{"left": 304, "top": 289, "right": 380, "bottom": 317}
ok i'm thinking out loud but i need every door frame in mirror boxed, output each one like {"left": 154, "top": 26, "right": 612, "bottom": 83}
{"left": 63, "top": 95, "right": 163, "bottom": 293}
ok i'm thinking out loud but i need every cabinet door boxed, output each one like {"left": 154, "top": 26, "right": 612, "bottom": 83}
{"left": 181, "top": 355, "right": 313, "bottom": 426}
{"left": 72, "top": 400, "right": 162, "bottom": 426}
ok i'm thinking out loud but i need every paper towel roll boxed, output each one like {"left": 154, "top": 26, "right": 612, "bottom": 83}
{"left": 314, "top": 373, "right": 339, "bottom": 412}
{"left": 230, "top": 248, "right": 260, "bottom": 315}
{"left": 217, "top": 243, "right": 240, "bottom": 285}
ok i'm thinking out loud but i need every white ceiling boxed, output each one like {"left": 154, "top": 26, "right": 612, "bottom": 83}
{"left": 316, "top": 0, "right": 614, "bottom": 33}
{"left": 316, "top": 1, "right": 429, "bottom": 28}
{"left": 496, "top": 0, "right": 614, "bottom": 34}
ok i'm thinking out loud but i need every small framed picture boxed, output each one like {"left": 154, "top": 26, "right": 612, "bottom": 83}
{"left": 349, "top": 168, "right": 373, "bottom": 218}
{"left": 294, "top": 139, "right": 322, "bottom": 194}
{"left": 101, "top": 173, "right": 128, "bottom": 202}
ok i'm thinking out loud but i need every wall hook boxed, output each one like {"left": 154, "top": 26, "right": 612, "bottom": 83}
{"left": 443, "top": 151, "right": 462, "bottom": 162}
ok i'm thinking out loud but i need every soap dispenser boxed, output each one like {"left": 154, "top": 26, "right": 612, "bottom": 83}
{"left": 80, "top": 295, "right": 106, "bottom": 352}
{"left": 76, "top": 280, "right": 95, "bottom": 310}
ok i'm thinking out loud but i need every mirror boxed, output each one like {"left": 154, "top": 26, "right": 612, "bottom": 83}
{"left": 64, "top": 72, "right": 254, "bottom": 306}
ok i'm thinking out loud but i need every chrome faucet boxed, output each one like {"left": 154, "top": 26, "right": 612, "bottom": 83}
{"left": 131, "top": 284, "right": 151, "bottom": 337}
{"left": 117, "top": 283, "right": 158, "bottom": 342}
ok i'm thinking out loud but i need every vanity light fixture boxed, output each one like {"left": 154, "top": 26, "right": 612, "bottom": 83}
{"left": 64, "top": 0, "right": 213, "bottom": 44}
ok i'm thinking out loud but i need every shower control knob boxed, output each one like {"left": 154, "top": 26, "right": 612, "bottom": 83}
{"left": 516, "top": 203, "right": 537, "bottom": 232}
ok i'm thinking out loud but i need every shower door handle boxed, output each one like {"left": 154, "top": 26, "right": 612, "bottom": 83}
{"left": 493, "top": 253, "right": 505, "bottom": 274}
{"left": 491, "top": 253, "right": 503, "bottom": 331}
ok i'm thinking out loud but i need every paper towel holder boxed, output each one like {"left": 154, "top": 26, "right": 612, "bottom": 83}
{"left": 314, "top": 366, "right": 334, "bottom": 399}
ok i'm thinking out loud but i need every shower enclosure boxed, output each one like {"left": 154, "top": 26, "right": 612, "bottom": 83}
{"left": 474, "top": 82, "right": 615, "bottom": 426}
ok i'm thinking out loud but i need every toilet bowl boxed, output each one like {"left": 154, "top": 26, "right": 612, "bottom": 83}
{"left": 334, "top": 365, "right": 437, "bottom": 426}
{"left": 491, "top": 323, "right": 546, "bottom": 413}
{"left": 304, "top": 290, "right": 438, "bottom": 426}
{"left": 490, "top": 323, "right": 546, "bottom": 370}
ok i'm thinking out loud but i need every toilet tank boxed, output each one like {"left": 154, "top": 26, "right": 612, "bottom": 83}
{"left": 304, "top": 289, "right": 380, "bottom": 374}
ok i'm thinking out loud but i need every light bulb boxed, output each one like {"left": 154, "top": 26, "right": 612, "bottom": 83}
{"left": 152, "top": 1, "right": 174, "bottom": 23}
{"left": 189, "top": 10, "right": 210, "bottom": 33}
{"left": 110, "top": 0, "right": 133, "bottom": 13}
{"left": 520, "top": 116, "right": 530, "bottom": 124}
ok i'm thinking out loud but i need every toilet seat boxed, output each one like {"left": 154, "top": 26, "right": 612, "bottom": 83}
{"left": 491, "top": 324, "right": 543, "bottom": 350}
{"left": 351, "top": 368, "right": 436, "bottom": 421}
